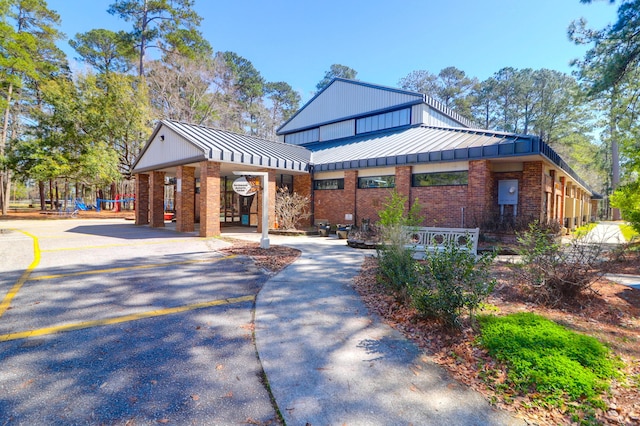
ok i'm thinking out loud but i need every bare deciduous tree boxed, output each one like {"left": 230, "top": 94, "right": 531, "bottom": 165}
{"left": 275, "top": 187, "right": 311, "bottom": 230}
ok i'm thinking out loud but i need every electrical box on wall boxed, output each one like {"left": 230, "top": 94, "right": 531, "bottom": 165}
{"left": 498, "top": 180, "right": 518, "bottom": 205}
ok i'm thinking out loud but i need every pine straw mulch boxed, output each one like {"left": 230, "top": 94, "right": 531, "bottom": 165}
{"left": 352, "top": 252, "right": 640, "bottom": 426}
{"left": 217, "top": 239, "right": 301, "bottom": 275}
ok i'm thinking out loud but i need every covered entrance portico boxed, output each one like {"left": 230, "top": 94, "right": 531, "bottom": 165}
{"left": 132, "top": 120, "right": 312, "bottom": 238}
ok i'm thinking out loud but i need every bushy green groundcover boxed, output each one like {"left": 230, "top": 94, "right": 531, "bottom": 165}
{"left": 619, "top": 223, "right": 639, "bottom": 243}
{"left": 477, "top": 313, "right": 621, "bottom": 408}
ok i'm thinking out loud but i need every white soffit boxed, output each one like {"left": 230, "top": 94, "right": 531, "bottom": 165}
{"left": 135, "top": 127, "right": 204, "bottom": 171}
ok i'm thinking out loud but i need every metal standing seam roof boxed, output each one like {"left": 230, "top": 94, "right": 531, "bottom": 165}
{"left": 161, "top": 120, "right": 312, "bottom": 172}
{"left": 134, "top": 120, "right": 594, "bottom": 195}
{"left": 306, "top": 124, "right": 594, "bottom": 194}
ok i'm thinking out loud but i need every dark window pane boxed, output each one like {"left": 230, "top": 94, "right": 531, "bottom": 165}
{"left": 358, "top": 176, "right": 395, "bottom": 189}
{"left": 313, "top": 178, "right": 345, "bottom": 190}
{"left": 412, "top": 171, "right": 468, "bottom": 187}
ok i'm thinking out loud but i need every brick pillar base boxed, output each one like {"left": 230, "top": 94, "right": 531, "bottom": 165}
{"left": 200, "top": 162, "right": 221, "bottom": 237}
{"left": 176, "top": 166, "right": 195, "bottom": 232}
{"left": 135, "top": 173, "right": 149, "bottom": 225}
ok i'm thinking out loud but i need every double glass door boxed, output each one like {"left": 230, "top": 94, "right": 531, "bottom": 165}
{"left": 220, "top": 177, "right": 255, "bottom": 225}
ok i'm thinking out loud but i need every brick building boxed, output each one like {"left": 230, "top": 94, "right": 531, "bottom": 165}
{"left": 132, "top": 78, "right": 597, "bottom": 237}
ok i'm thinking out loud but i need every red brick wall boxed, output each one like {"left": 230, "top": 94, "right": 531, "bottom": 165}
{"left": 356, "top": 188, "right": 394, "bottom": 224}
{"left": 412, "top": 185, "right": 468, "bottom": 227}
{"left": 293, "top": 174, "right": 312, "bottom": 228}
{"left": 314, "top": 189, "right": 346, "bottom": 225}
{"left": 309, "top": 160, "right": 549, "bottom": 230}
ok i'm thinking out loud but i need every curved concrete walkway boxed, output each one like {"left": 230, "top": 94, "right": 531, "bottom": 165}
{"left": 227, "top": 230, "right": 523, "bottom": 425}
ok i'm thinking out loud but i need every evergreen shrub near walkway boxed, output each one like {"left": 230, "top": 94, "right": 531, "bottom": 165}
{"left": 372, "top": 192, "right": 630, "bottom": 424}
{"left": 375, "top": 190, "right": 496, "bottom": 327}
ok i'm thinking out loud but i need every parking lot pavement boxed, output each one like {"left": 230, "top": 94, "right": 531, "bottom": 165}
{"left": 0, "top": 219, "right": 279, "bottom": 425}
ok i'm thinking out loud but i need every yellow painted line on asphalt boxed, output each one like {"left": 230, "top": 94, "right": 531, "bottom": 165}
{"left": 0, "top": 230, "right": 40, "bottom": 319}
{"left": 0, "top": 294, "right": 255, "bottom": 342}
{"left": 40, "top": 238, "right": 208, "bottom": 252}
{"left": 28, "top": 254, "right": 237, "bottom": 281}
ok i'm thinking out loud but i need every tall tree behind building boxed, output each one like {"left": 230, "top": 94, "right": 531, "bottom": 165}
{"left": 107, "top": 0, "right": 211, "bottom": 76}
{"left": 0, "top": 0, "right": 66, "bottom": 215}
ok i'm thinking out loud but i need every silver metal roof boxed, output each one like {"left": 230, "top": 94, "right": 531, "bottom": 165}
{"left": 133, "top": 120, "right": 312, "bottom": 173}
{"left": 132, "top": 120, "right": 593, "bottom": 195}
{"left": 307, "top": 124, "right": 593, "bottom": 193}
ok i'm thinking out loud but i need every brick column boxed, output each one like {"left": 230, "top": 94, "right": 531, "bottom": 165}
{"left": 293, "top": 173, "right": 312, "bottom": 228}
{"left": 257, "top": 170, "right": 276, "bottom": 233}
{"left": 199, "top": 161, "right": 221, "bottom": 237}
{"left": 135, "top": 173, "right": 149, "bottom": 225}
{"left": 344, "top": 170, "right": 357, "bottom": 224}
{"left": 559, "top": 176, "right": 566, "bottom": 227}
{"left": 395, "top": 166, "right": 412, "bottom": 211}
{"left": 548, "top": 170, "right": 556, "bottom": 223}
{"left": 468, "top": 160, "right": 493, "bottom": 226}
{"left": 150, "top": 171, "right": 165, "bottom": 228}
{"left": 176, "top": 165, "right": 195, "bottom": 232}
{"left": 522, "top": 161, "right": 544, "bottom": 222}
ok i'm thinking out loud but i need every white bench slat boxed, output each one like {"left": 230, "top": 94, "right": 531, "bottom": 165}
{"left": 403, "top": 227, "right": 479, "bottom": 259}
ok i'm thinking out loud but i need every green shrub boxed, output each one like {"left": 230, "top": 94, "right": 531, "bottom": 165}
{"left": 410, "top": 238, "right": 496, "bottom": 328}
{"left": 611, "top": 181, "right": 640, "bottom": 234}
{"left": 376, "top": 243, "right": 420, "bottom": 300}
{"left": 620, "top": 223, "right": 639, "bottom": 242}
{"left": 376, "top": 189, "right": 423, "bottom": 299}
{"left": 477, "top": 313, "right": 620, "bottom": 407}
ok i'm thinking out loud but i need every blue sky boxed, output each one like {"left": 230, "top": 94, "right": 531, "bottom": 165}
{"left": 47, "top": 0, "right": 619, "bottom": 103}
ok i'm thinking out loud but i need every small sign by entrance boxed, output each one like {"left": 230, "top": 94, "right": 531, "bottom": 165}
{"left": 232, "top": 176, "right": 260, "bottom": 196}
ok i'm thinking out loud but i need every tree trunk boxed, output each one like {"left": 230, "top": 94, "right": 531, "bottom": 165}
{"left": 0, "top": 82, "right": 14, "bottom": 216}
{"left": 39, "top": 181, "right": 45, "bottom": 210}
{"left": 55, "top": 182, "right": 59, "bottom": 210}
{"left": 610, "top": 88, "right": 621, "bottom": 221}
{"left": 48, "top": 179, "right": 53, "bottom": 211}
{"left": 139, "top": 0, "right": 148, "bottom": 77}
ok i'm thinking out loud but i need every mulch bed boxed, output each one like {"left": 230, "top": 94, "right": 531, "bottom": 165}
{"left": 218, "top": 239, "right": 301, "bottom": 275}
{"left": 352, "top": 252, "right": 640, "bottom": 425}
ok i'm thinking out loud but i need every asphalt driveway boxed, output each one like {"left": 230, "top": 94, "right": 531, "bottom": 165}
{"left": 0, "top": 219, "right": 279, "bottom": 425}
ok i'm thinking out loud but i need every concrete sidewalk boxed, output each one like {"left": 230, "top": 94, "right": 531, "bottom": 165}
{"left": 226, "top": 230, "right": 523, "bottom": 425}
{"left": 586, "top": 222, "right": 640, "bottom": 290}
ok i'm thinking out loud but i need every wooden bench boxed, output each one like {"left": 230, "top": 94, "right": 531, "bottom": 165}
{"left": 404, "top": 226, "right": 480, "bottom": 259}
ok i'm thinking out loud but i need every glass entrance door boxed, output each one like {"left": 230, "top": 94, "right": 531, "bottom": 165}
{"left": 220, "top": 177, "right": 255, "bottom": 226}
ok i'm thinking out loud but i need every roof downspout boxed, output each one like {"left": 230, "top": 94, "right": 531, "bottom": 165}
{"left": 309, "top": 165, "right": 315, "bottom": 226}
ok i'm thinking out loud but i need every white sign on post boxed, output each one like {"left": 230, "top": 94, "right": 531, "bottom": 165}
{"left": 232, "top": 176, "right": 258, "bottom": 196}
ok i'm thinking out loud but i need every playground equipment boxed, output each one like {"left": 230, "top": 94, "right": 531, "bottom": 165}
{"left": 96, "top": 194, "right": 135, "bottom": 212}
